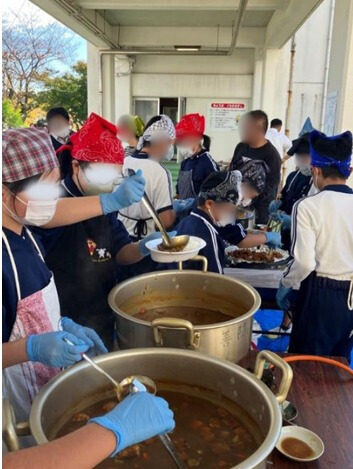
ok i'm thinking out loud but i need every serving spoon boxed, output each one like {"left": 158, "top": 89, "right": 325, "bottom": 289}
{"left": 127, "top": 168, "right": 189, "bottom": 251}
{"left": 64, "top": 339, "right": 184, "bottom": 468}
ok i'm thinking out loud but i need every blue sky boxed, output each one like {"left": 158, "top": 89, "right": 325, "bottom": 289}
{"left": 3, "top": 0, "right": 87, "bottom": 70}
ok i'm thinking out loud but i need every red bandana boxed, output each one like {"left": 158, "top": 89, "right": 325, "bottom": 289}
{"left": 176, "top": 113, "right": 205, "bottom": 139}
{"left": 57, "top": 113, "right": 124, "bottom": 164}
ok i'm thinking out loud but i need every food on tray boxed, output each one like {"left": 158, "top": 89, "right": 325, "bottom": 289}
{"left": 226, "top": 245, "right": 289, "bottom": 264}
{"left": 228, "top": 249, "right": 283, "bottom": 263}
{"left": 56, "top": 384, "right": 260, "bottom": 468}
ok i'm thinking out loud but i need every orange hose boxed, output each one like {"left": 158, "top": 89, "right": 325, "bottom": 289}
{"left": 283, "top": 355, "right": 353, "bottom": 377}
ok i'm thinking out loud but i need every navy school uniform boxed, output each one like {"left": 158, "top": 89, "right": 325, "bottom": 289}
{"left": 32, "top": 174, "right": 132, "bottom": 350}
{"left": 2, "top": 228, "right": 51, "bottom": 343}
{"left": 168, "top": 208, "right": 246, "bottom": 274}
{"left": 176, "top": 150, "right": 219, "bottom": 199}
{"left": 280, "top": 170, "right": 313, "bottom": 250}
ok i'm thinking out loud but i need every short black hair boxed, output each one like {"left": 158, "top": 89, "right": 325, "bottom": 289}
{"left": 247, "top": 110, "right": 269, "bottom": 133}
{"left": 46, "top": 107, "right": 70, "bottom": 123}
{"left": 270, "top": 118, "right": 282, "bottom": 127}
{"left": 320, "top": 166, "right": 348, "bottom": 180}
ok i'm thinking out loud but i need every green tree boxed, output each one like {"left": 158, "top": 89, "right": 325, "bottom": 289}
{"left": 38, "top": 62, "right": 87, "bottom": 127}
{"left": 2, "top": 99, "right": 23, "bottom": 129}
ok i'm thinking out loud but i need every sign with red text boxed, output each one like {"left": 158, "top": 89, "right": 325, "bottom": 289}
{"left": 207, "top": 102, "right": 247, "bottom": 132}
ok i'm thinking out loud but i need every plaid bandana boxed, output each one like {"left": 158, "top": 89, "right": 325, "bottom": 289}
{"left": 2, "top": 128, "right": 58, "bottom": 183}
{"left": 199, "top": 170, "right": 242, "bottom": 205}
{"left": 137, "top": 114, "right": 175, "bottom": 150}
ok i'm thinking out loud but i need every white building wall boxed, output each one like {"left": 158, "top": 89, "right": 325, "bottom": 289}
{"left": 131, "top": 50, "right": 254, "bottom": 162}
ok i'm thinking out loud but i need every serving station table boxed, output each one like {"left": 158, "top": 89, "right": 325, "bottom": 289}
{"left": 239, "top": 352, "right": 353, "bottom": 468}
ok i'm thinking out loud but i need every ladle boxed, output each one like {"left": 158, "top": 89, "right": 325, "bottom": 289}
{"left": 127, "top": 168, "right": 189, "bottom": 251}
{"left": 64, "top": 340, "right": 184, "bottom": 468}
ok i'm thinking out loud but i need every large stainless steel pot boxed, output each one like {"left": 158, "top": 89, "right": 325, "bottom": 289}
{"left": 109, "top": 269, "right": 261, "bottom": 362}
{"left": 13, "top": 349, "right": 292, "bottom": 469}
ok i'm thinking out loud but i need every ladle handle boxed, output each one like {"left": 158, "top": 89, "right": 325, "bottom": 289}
{"left": 63, "top": 338, "right": 121, "bottom": 391}
{"left": 126, "top": 168, "right": 170, "bottom": 245}
{"left": 141, "top": 194, "right": 171, "bottom": 245}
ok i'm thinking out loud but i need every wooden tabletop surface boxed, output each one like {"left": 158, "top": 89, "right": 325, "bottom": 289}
{"left": 239, "top": 352, "right": 353, "bottom": 468}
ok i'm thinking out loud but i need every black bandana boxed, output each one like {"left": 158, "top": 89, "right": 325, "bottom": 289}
{"left": 234, "top": 157, "right": 268, "bottom": 194}
{"left": 199, "top": 170, "right": 241, "bottom": 204}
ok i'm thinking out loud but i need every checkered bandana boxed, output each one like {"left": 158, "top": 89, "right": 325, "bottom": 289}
{"left": 137, "top": 114, "right": 175, "bottom": 150}
{"left": 3, "top": 128, "right": 58, "bottom": 183}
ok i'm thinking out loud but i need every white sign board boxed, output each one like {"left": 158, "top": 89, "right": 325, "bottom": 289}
{"left": 207, "top": 102, "right": 247, "bottom": 132}
{"left": 324, "top": 91, "right": 338, "bottom": 136}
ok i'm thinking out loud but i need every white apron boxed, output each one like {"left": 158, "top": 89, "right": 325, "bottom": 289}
{"left": 2, "top": 229, "right": 61, "bottom": 426}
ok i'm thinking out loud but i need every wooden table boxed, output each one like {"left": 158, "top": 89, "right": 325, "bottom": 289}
{"left": 239, "top": 352, "right": 353, "bottom": 468}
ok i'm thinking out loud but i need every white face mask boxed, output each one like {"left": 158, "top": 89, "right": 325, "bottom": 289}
{"left": 208, "top": 207, "right": 236, "bottom": 227}
{"left": 239, "top": 197, "right": 253, "bottom": 207}
{"left": 299, "top": 166, "right": 312, "bottom": 177}
{"left": 163, "top": 145, "right": 175, "bottom": 162}
{"left": 178, "top": 145, "right": 195, "bottom": 159}
{"left": 52, "top": 125, "right": 71, "bottom": 140}
{"left": 3, "top": 183, "right": 59, "bottom": 226}
{"left": 80, "top": 164, "right": 122, "bottom": 196}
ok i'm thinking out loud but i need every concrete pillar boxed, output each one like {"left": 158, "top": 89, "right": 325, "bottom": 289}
{"left": 114, "top": 55, "right": 133, "bottom": 124}
{"left": 325, "top": 0, "right": 353, "bottom": 187}
{"left": 325, "top": 0, "right": 353, "bottom": 133}
{"left": 101, "top": 54, "right": 116, "bottom": 122}
{"left": 252, "top": 48, "right": 264, "bottom": 110}
{"left": 87, "top": 43, "right": 100, "bottom": 115}
{"left": 260, "top": 44, "right": 290, "bottom": 125}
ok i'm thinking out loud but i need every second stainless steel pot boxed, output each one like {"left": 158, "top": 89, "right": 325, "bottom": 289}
{"left": 109, "top": 270, "right": 261, "bottom": 362}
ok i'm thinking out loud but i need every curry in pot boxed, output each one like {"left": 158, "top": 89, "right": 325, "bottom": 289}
{"left": 134, "top": 306, "right": 234, "bottom": 325}
{"left": 55, "top": 383, "right": 260, "bottom": 468}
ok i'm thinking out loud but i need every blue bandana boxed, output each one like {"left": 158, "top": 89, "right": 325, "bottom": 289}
{"left": 310, "top": 130, "right": 352, "bottom": 178}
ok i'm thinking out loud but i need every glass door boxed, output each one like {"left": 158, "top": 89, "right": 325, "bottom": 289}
{"left": 133, "top": 98, "right": 160, "bottom": 125}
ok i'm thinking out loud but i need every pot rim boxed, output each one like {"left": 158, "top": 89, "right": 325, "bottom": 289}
{"left": 30, "top": 348, "right": 281, "bottom": 469}
{"left": 108, "top": 270, "right": 262, "bottom": 330}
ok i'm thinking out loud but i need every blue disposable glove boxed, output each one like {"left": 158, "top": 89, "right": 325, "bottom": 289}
{"left": 269, "top": 199, "right": 282, "bottom": 215}
{"left": 277, "top": 212, "right": 291, "bottom": 230}
{"left": 60, "top": 317, "right": 108, "bottom": 355}
{"left": 90, "top": 391, "right": 175, "bottom": 455}
{"left": 139, "top": 231, "right": 177, "bottom": 256}
{"left": 99, "top": 170, "right": 146, "bottom": 215}
{"left": 173, "top": 198, "right": 195, "bottom": 214}
{"left": 276, "top": 281, "right": 293, "bottom": 310}
{"left": 26, "top": 331, "right": 89, "bottom": 367}
{"left": 265, "top": 231, "right": 282, "bottom": 248}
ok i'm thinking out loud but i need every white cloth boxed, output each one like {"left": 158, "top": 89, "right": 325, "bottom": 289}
{"left": 119, "top": 156, "right": 174, "bottom": 237}
{"left": 266, "top": 128, "right": 292, "bottom": 158}
{"left": 282, "top": 189, "right": 353, "bottom": 289}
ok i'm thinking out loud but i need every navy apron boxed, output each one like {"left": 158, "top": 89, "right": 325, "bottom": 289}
{"left": 289, "top": 272, "right": 353, "bottom": 361}
{"left": 45, "top": 215, "right": 117, "bottom": 350}
{"left": 178, "top": 170, "right": 197, "bottom": 199}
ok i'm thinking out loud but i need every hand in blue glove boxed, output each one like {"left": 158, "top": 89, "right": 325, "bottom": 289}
{"left": 277, "top": 212, "right": 291, "bottom": 230}
{"left": 173, "top": 198, "right": 195, "bottom": 214}
{"left": 90, "top": 391, "right": 175, "bottom": 455}
{"left": 99, "top": 170, "right": 146, "bottom": 215}
{"left": 61, "top": 317, "right": 108, "bottom": 355}
{"left": 139, "top": 231, "right": 178, "bottom": 256}
{"left": 26, "top": 331, "right": 89, "bottom": 367}
{"left": 265, "top": 231, "right": 282, "bottom": 248}
{"left": 276, "top": 281, "right": 293, "bottom": 311}
{"left": 269, "top": 199, "right": 282, "bottom": 215}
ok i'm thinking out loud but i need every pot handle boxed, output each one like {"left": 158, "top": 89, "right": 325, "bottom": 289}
{"left": 151, "top": 317, "right": 201, "bottom": 349}
{"left": 253, "top": 350, "right": 293, "bottom": 404}
{"left": 178, "top": 255, "right": 208, "bottom": 273}
{"left": 2, "top": 398, "right": 30, "bottom": 452}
